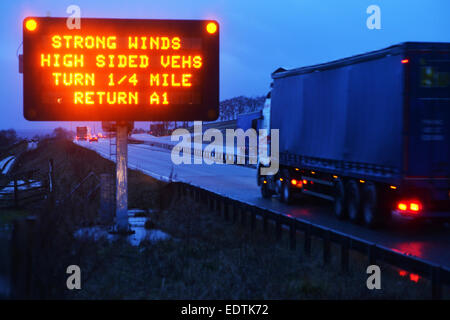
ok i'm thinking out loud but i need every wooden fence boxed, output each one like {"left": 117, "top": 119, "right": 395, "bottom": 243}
{"left": 0, "top": 178, "right": 47, "bottom": 209}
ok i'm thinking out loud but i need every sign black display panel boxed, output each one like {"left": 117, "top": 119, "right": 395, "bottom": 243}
{"left": 22, "top": 17, "right": 219, "bottom": 121}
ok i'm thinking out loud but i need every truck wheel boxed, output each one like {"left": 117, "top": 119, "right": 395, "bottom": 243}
{"left": 280, "top": 181, "right": 293, "bottom": 204}
{"left": 346, "top": 180, "right": 361, "bottom": 223}
{"left": 333, "top": 180, "right": 346, "bottom": 220}
{"left": 261, "top": 182, "right": 272, "bottom": 199}
{"left": 362, "top": 182, "right": 385, "bottom": 228}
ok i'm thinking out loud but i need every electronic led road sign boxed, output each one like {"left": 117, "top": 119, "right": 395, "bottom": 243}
{"left": 22, "top": 17, "right": 219, "bottom": 121}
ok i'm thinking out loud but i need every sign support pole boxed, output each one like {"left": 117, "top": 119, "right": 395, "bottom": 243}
{"left": 115, "top": 122, "right": 129, "bottom": 233}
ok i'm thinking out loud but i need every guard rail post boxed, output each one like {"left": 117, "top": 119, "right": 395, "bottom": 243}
{"left": 431, "top": 266, "right": 442, "bottom": 300}
{"left": 341, "top": 238, "right": 350, "bottom": 273}
{"left": 304, "top": 225, "right": 311, "bottom": 257}
{"left": 323, "top": 230, "right": 331, "bottom": 265}
{"left": 289, "top": 220, "right": 296, "bottom": 250}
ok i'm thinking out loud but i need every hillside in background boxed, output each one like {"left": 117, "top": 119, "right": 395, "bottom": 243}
{"left": 144, "top": 95, "right": 267, "bottom": 133}
{"left": 218, "top": 95, "right": 266, "bottom": 121}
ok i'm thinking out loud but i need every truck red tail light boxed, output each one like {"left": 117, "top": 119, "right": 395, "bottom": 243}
{"left": 409, "top": 273, "right": 420, "bottom": 283}
{"left": 397, "top": 200, "right": 422, "bottom": 214}
{"left": 398, "top": 270, "right": 420, "bottom": 283}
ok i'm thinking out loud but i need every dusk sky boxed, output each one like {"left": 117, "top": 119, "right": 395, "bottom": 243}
{"left": 1, "top": 0, "right": 449, "bottom": 132}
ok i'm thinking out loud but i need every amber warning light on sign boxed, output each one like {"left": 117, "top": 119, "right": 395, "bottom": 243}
{"left": 22, "top": 17, "right": 219, "bottom": 121}
{"left": 25, "top": 18, "right": 37, "bottom": 31}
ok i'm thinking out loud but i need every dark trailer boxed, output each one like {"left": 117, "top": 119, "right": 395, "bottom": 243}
{"left": 258, "top": 42, "right": 449, "bottom": 227}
